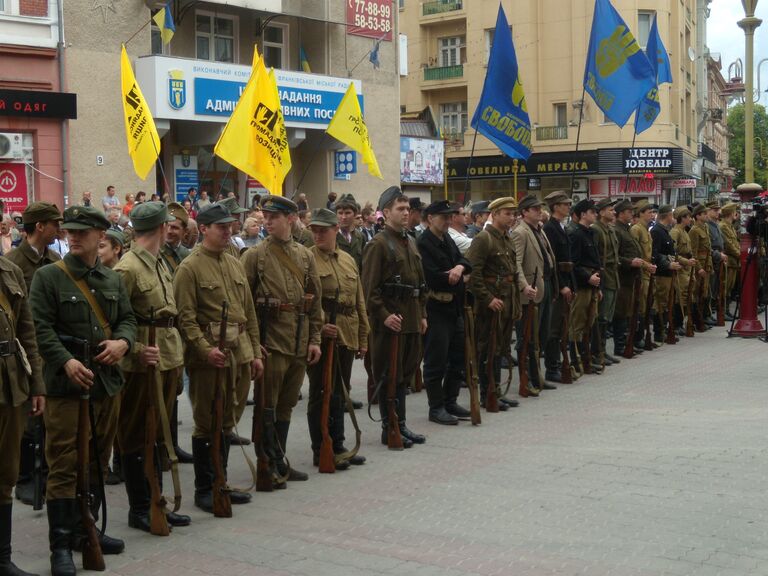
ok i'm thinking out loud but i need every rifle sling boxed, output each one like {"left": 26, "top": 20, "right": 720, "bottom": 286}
{"left": 152, "top": 371, "right": 182, "bottom": 512}
{"left": 268, "top": 242, "right": 305, "bottom": 287}
{"left": 225, "top": 349, "right": 260, "bottom": 492}
{"left": 55, "top": 261, "right": 113, "bottom": 339}
{"left": 333, "top": 344, "right": 362, "bottom": 463}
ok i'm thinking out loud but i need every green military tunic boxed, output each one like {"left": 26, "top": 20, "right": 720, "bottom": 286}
{"left": 592, "top": 221, "right": 619, "bottom": 291}
{"left": 719, "top": 221, "right": 740, "bottom": 295}
{"left": 336, "top": 228, "right": 365, "bottom": 271}
{"left": 160, "top": 241, "right": 191, "bottom": 275}
{"left": 689, "top": 222, "right": 713, "bottom": 306}
{"left": 631, "top": 222, "right": 653, "bottom": 314}
{"left": 671, "top": 224, "right": 694, "bottom": 306}
{"left": 614, "top": 221, "right": 642, "bottom": 317}
{"left": 5, "top": 238, "right": 61, "bottom": 290}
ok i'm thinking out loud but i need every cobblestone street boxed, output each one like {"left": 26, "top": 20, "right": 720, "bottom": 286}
{"left": 13, "top": 325, "right": 768, "bottom": 576}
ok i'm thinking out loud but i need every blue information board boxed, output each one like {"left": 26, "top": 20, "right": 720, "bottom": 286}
{"left": 334, "top": 151, "right": 357, "bottom": 180}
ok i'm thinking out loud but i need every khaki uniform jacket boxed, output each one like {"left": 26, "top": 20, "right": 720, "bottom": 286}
{"left": 160, "top": 242, "right": 191, "bottom": 275}
{"left": 592, "top": 221, "right": 619, "bottom": 291}
{"left": 670, "top": 225, "right": 693, "bottom": 258}
{"left": 310, "top": 246, "right": 369, "bottom": 350}
{"left": 174, "top": 245, "right": 261, "bottom": 366}
{"left": 115, "top": 246, "right": 184, "bottom": 373}
{"left": 30, "top": 253, "right": 136, "bottom": 398}
{"left": 511, "top": 222, "right": 557, "bottom": 305}
{"left": 292, "top": 226, "right": 314, "bottom": 248}
{"left": 362, "top": 226, "right": 427, "bottom": 332}
{"left": 689, "top": 223, "right": 713, "bottom": 273}
{"left": 241, "top": 236, "right": 322, "bottom": 356}
{"left": 336, "top": 228, "right": 364, "bottom": 271}
{"left": 466, "top": 225, "right": 521, "bottom": 321}
{"left": 0, "top": 258, "right": 44, "bottom": 406}
{"left": 719, "top": 222, "right": 740, "bottom": 268}
{"left": 4, "top": 238, "right": 60, "bottom": 290}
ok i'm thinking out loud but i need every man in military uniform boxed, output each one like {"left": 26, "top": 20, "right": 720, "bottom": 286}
{"left": 417, "top": 200, "right": 472, "bottom": 425}
{"left": 114, "top": 202, "right": 191, "bottom": 532}
{"left": 174, "top": 203, "right": 263, "bottom": 512}
{"left": 5, "top": 202, "right": 61, "bottom": 506}
{"left": 466, "top": 201, "right": 490, "bottom": 238}
{"left": 706, "top": 201, "right": 725, "bottom": 325}
{"left": 218, "top": 198, "right": 249, "bottom": 257}
{"left": 335, "top": 194, "right": 365, "bottom": 271}
{"left": 719, "top": 203, "right": 741, "bottom": 317}
{"left": 30, "top": 206, "right": 136, "bottom": 575}
{"left": 670, "top": 207, "right": 696, "bottom": 334}
{"left": 630, "top": 200, "right": 656, "bottom": 348}
{"left": 362, "top": 187, "right": 428, "bottom": 445}
{"left": 466, "top": 197, "right": 520, "bottom": 410}
{"left": 306, "top": 209, "right": 368, "bottom": 467}
{"left": 591, "top": 198, "right": 620, "bottom": 367}
{"left": 241, "top": 196, "right": 321, "bottom": 480}
{"left": 689, "top": 204, "right": 714, "bottom": 330}
{"left": 613, "top": 199, "right": 648, "bottom": 356}
{"left": 542, "top": 191, "right": 574, "bottom": 382}
{"left": 0, "top": 255, "right": 44, "bottom": 576}
{"left": 650, "top": 205, "right": 683, "bottom": 343}
{"left": 406, "top": 197, "right": 425, "bottom": 239}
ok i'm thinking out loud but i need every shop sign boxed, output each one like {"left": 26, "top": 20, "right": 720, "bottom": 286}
{"left": 663, "top": 178, "right": 697, "bottom": 188}
{"left": 527, "top": 177, "right": 541, "bottom": 190}
{"left": 0, "top": 89, "right": 77, "bottom": 119}
{"left": 447, "top": 151, "right": 597, "bottom": 180}
{"left": 608, "top": 177, "right": 661, "bottom": 196}
{"left": 622, "top": 148, "right": 674, "bottom": 173}
{"left": 0, "top": 163, "right": 29, "bottom": 213}
{"left": 347, "top": 0, "right": 393, "bottom": 41}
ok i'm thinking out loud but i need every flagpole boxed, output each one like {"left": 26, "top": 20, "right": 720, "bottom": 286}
{"left": 623, "top": 110, "right": 640, "bottom": 199}
{"left": 124, "top": 19, "right": 152, "bottom": 47}
{"left": 462, "top": 129, "right": 479, "bottom": 205}
{"left": 150, "top": 138, "right": 170, "bottom": 198}
{"left": 569, "top": 86, "right": 587, "bottom": 198}
{"left": 293, "top": 133, "right": 327, "bottom": 197}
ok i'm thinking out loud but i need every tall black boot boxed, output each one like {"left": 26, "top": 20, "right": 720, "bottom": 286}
{"left": 397, "top": 385, "right": 426, "bottom": 444}
{"left": 47, "top": 499, "right": 75, "bottom": 576}
{"left": 274, "top": 421, "right": 308, "bottom": 481}
{"left": 0, "top": 503, "right": 36, "bottom": 576}
{"left": 154, "top": 457, "right": 190, "bottom": 527}
{"left": 14, "top": 435, "right": 34, "bottom": 507}
{"left": 191, "top": 436, "right": 213, "bottom": 513}
{"left": 653, "top": 313, "right": 664, "bottom": 343}
{"left": 121, "top": 452, "right": 150, "bottom": 532}
{"left": 171, "top": 401, "right": 193, "bottom": 464}
{"left": 306, "top": 411, "right": 322, "bottom": 462}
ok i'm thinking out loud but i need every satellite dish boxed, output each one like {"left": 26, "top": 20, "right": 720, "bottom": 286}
{"left": 688, "top": 47, "right": 696, "bottom": 62}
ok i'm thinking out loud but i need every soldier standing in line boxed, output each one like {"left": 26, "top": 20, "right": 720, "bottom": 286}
{"left": 542, "top": 191, "right": 574, "bottom": 383}
{"left": 650, "top": 205, "right": 683, "bottom": 343}
{"left": 114, "top": 202, "right": 191, "bottom": 532}
{"left": 0, "top": 255, "right": 44, "bottom": 576}
{"left": 670, "top": 207, "right": 697, "bottom": 335}
{"left": 217, "top": 198, "right": 250, "bottom": 257}
{"left": 173, "top": 203, "right": 263, "bottom": 512}
{"left": 689, "top": 204, "right": 714, "bottom": 331}
{"left": 705, "top": 201, "right": 725, "bottom": 326}
{"left": 5, "top": 202, "right": 61, "bottom": 507}
{"left": 362, "top": 187, "right": 428, "bottom": 446}
{"left": 306, "top": 209, "right": 368, "bottom": 467}
{"left": 466, "top": 197, "right": 520, "bottom": 411}
{"left": 630, "top": 200, "right": 657, "bottom": 349}
{"left": 30, "top": 206, "right": 136, "bottom": 576}
{"left": 719, "top": 203, "right": 741, "bottom": 318}
{"left": 591, "top": 198, "right": 620, "bottom": 367}
{"left": 466, "top": 201, "right": 490, "bottom": 239}
{"left": 335, "top": 194, "right": 365, "bottom": 271}
{"left": 241, "top": 196, "right": 322, "bottom": 481}
{"left": 417, "top": 200, "right": 472, "bottom": 425}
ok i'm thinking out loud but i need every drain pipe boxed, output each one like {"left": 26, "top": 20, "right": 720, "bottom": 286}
{"left": 56, "top": 0, "right": 69, "bottom": 206}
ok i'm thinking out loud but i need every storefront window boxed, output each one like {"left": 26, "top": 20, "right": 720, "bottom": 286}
{"left": 196, "top": 12, "right": 237, "bottom": 63}
{"left": 264, "top": 23, "right": 288, "bottom": 69}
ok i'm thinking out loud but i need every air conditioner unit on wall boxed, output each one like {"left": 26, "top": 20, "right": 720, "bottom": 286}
{"left": 572, "top": 178, "right": 588, "bottom": 193}
{"left": 0, "top": 133, "right": 23, "bottom": 160}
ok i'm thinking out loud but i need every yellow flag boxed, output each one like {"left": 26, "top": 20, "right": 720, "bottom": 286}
{"left": 214, "top": 53, "right": 291, "bottom": 196}
{"left": 120, "top": 45, "right": 161, "bottom": 180}
{"left": 326, "top": 82, "right": 382, "bottom": 179}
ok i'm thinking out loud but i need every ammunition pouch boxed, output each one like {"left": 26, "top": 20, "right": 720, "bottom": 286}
{"left": 427, "top": 291, "right": 454, "bottom": 303}
{"left": 381, "top": 282, "right": 422, "bottom": 300}
{"left": 255, "top": 297, "right": 282, "bottom": 320}
{"left": 205, "top": 322, "right": 244, "bottom": 348}
{"left": 321, "top": 298, "right": 355, "bottom": 317}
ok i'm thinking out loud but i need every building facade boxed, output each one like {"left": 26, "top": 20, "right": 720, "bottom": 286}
{"left": 399, "top": 0, "right": 709, "bottom": 205}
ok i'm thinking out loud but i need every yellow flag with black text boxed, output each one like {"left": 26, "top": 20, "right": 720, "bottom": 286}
{"left": 120, "top": 45, "right": 161, "bottom": 180}
{"left": 214, "top": 52, "right": 291, "bottom": 196}
{"left": 326, "top": 82, "right": 382, "bottom": 179}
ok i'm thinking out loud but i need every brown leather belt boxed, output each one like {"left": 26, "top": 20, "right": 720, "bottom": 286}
{"left": 322, "top": 299, "right": 356, "bottom": 316}
{"left": 137, "top": 317, "right": 177, "bottom": 328}
{"left": 558, "top": 262, "right": 574, "bottom": 272}
{"left": 484, "top": 275, "right": 515, "bottom": 284}
{"left": 0, "top": 340, "right": 18, "bottom": 357}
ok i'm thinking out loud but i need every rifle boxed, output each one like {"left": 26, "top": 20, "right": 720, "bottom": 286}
{"left": 211, "top": 301, "right": 232, "bottom": 518}
{"left": 76, "top": 340, "right": 105, "bottom": 571}
{"left": 582, "top": 275, "right": 599, "bottom": 374}
{"left": 694, "top": 272, "right": 706, "bottom": 332}
{"left": 144, "top": 308, "right": 170, "bottom": 536}
{"left": 717, "top": 259, "right": 726, "bottom": 326}
{"left": 560, "top": 295, "right": 573, "bottom": 384}
{"left": 624, "top": 275, "right": 641, "bottom": 359}
{"left": 385, "top": 319, "right": 404, "bottom": 450}
{"left": 686, "top": 268, "right": 696, "bottom": 337}
{"left": 643, "top": 273, "right": 655, "bottom": 351}
{"left": 485, "top": 309, "right": 500, "bottom": 413}
{"left": 32, "top": 416, "right": 44, "bottom": 511}
{"left": 665, "top": 272, "right": 677, "bottom": 345}
{"left": 318, "top": 290, "right": 338, "bottom": 473}
{"left": 463, "top": 293, "right": 481, "bottom": 426}
{"left": 252, "top": 298, "right": 274, "bottom": 492}
{"left": 518, "top": 268, "right": 538, "bottom": 397}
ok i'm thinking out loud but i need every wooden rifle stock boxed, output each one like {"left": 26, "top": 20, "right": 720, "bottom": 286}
{"left": 485, "top": 310, "right": 500, "bottom": 413}
{"left": 560, "top": 296, "right": 572, "bottom": 383}
{"left": 252, "top": 299, "right": 273, "bottom": 492}
{"left": 665, "top": 272, "right": 677, "bottom": 345}
{"left": 518, "top": 269, "right": 538, "bottom": 396}
{"left": 211, "top": 301, "right": 232, "bottom": 518}
{"left": 643, "top": 273, "right": 655, "bottom": 350}
{"left": 144, "top": 308, "right": 170, "bottom": 535}
{"left": 386, "top": 329, "right": 404, "bottom": 450}
{"left": 695, "top": 272, "right": 706, "bottom": 332}
{"left": 624, "top": 275, "right": 641, "bottom": 359}
{"left": 717, "top": 260, "right": 726, "bottom": 326}
{"left": 463, "top": 295, "right": 481, "bottom": 425}
{"left": 318, "top": 292, "right": 338, "bottom": 473}
{"left": 685, "top": 269, "right": 696, "bottom": 337}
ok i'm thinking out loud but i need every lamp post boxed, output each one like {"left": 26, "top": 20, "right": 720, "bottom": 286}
{"left": 738, "top": 0, "right": 762, "bottom": 184}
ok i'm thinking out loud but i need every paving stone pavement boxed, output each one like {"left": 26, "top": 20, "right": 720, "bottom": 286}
{"left": 13, "top": 324, "right": 768, "bottom": 576}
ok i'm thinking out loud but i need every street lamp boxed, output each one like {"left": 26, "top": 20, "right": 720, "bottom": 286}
{"left": 738, "top": 0, "right": 762, "bottom": 184}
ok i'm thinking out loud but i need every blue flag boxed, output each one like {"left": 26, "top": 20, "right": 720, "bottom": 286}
{"left": 635, "top": 16, "right": 673, "bottom": 134}
{"left": 583, "top": 0, "right": 655, "bottom": 128}
{"left": 470, "top": 4, "right": 531, "bottom": 160}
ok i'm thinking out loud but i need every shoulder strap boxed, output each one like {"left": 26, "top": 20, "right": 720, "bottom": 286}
{"left": 267, "top": 241, "right": 304, "bottom": 286}
{"left": 0, "top": 289, "right": 14, "bottom": 327}
{"left": 55, "top": 260, "right": 113, "bottom": 339}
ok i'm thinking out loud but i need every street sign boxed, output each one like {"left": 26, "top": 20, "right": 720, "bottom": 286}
{"left": 334, "top": 151, "right": 357, "bottom": 180}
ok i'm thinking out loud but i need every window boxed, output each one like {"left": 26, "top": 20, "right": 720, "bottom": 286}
{"left": 263, "top": 22, "right": 288, "bottom": 70}
{"left": 637, "top": 11, "right": 654, "bottom": 49}
{"left": 484, "top": 26, "right": 512, "bottom": 65}
{"left": 439, "top": 36, "right": 465, "bottom": 67}
{"left": 151, "top": 11, "right": 170, "bottom": 56}
{"left": 196, "top": 12, "right": 237, "bottom": 63}
{"left": 440, "top": 102, "right": 468, "bottom": 135}
{"left": 554, "top": 103, "right": 567, "bottom": 126}
{"left": 399, "top": 0, "right": 405, "bottom": 8}
{"left": 0, "top": 0, "right": 5, "bottom": 13}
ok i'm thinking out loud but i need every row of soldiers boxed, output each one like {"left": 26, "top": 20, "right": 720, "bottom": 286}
{"left": 0, "top": 186, "right": 739, "bottom": 576}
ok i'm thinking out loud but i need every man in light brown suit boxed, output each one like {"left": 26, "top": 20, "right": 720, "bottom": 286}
{"left": 511, "top": 195, "right": 557, "bottom": 395}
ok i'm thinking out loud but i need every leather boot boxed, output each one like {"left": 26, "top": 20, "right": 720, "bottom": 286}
{"left": 47, "top": 499, "right": 75, "bottom": 576}
{"left": 653, "top": 313, "right": 664, "bottom": 343}
{"left": 192, "top": 436, "right": 214, "bottom": 513}
{"left": 396, "top": 386, "right": 425, "bottom": 443}
{"left": 428, "top": 407, "right": 458, "bottom": 425}
{"left": 0, "top": 503, "right": 37, "bottom": 576}
{"left": 307, "top": 411, "right": 322, "bottom": 463}
{"left": 171, "top": 401, "right": 194, "bottom": 464}
{"left": 76, "top": 491, "right": 123, "bottom": 555}
{"left": 222, "top": 436, "right": 252, "bottom": 503}
{"left": 121, "top": 452, "right": 150, "bottom": 532}
{"left": 612, "top": 318, "right": 626, "bottom": 356}
{"left": 274, "top": 421, "right": 308, "bottom": 481}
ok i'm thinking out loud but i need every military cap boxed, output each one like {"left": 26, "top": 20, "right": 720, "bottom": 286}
{"left": 633, "top": 199, "right": 651, "bottom": 213}
{"left": 335, "top": 193, "right": 359, "bottom": 212}
{"left": 544, "top": 190, "right": 573, "bottom": 207}
{"left": 409, "top": 197, "right": 426, "bottom": 212}
{"left": 720, "top": 202, "right": 740, "bottom": 217}
{"left": 470, "top": 200, "right": 491, "bottom": 215}
{"left": 657, "top": 204, "right": 673, "bottom": 216}
{"left": 518, "top": 195, "right": 545, "bottom": 211}
{"left": 691, "top": 204, "right": 707, "bottom": 217}
{"left": 105, "top": 228, "right": 126, "bottom": 247}
{"left": 594, "top": 198, "right": 617, "bottom": 211}
{"left": 649, "top": 203, "right": 660, "bottom": 211}
{"left": 572, "top": 199, "right": 596, "bottom": 216}
{"left": 167, "top": 201, "right": 189, "bottom": 225}
{"left": 488, "top": 196, "right": 517, "bottom": 211}
{"left": 130, "top": 201, "right": 174, "bottom": 232}
{"left": 378, "top": 186, "right": 405, "bottom": 211}
{"left": 197, "top": 203, "right": 236, "bottom": 225}
{"left": 673, "top": 206, "right": 691, "bottom": 219}
{"left": 22, "top": 201, "right": 62, "bottom": 224}
{"left": 219, "top": 197, "right": 248, "bottom": 214}
{"left": 260, "top": 195, "right": 298, "bottom": 213}
{"left": 705, "top": 200, "right": 721, "bottom": 210}
{"left": 61, "top": 205, "right": 110, "bottom": 230}
{"left": 614, "top": 199, "right": 634, "bottom": 213}
{"left": 424, "top": 200, "right": 459, "bottom": 216}
{"left": 308, "top": 208, "right": 338, "bottom": 227}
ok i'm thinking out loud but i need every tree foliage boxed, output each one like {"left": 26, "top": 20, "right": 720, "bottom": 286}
{"left": 727, "top": 103, "right": 768, "bottom": 188}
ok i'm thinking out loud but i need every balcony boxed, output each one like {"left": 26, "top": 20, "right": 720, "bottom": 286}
{"left": 442, "top": 130, "right": 465, "bottom": 147}
{"left": 699, "top": 142, "right": 717, "bottom": 163}
{"left": 423, "top": 64, "right": 463, "bottom": 82}
{"left": 535, "top": 125, "right": 568, "bottom": 141}
{"left": 422, "top": 0, "right": 463, "bottom": 16}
